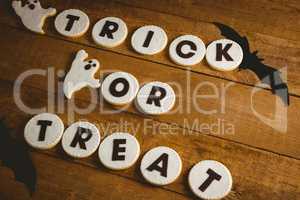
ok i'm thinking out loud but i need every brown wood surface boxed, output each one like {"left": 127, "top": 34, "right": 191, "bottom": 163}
{"left": 1, "top": 0, "right": 299, "bottom": 95}
{"left": 0, "top": 0, "right": 299, "bottom": 199}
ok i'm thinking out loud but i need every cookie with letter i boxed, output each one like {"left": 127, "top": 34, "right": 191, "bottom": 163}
{"left": 188, "top": 160, "right": 233, "bottom": 200}
{"left": 135, "top": 81, "right": 176, "bottom": 115}
{"left": 55, "top": 9, "right": 90, "bottom": 37}
{"left": 131, "top": 25, "right": 168, "bottom": 55}
{"left": 98, "top": 132, "right": 140, "bottom": 170}
{"left": 61, "top": 121, "right": 101, "bottom": 158}
{"left": 206, "top": 39, "right": 243, "bottom": 71}
{"left": 92, "top": 17, "right": 128, "bottom": 48}
{"left": 101, "top": 72, "right": 139, "bottom": 106}
{"left": 24, "top": 113, "right": 64, "bottom": 149}
{"left": 140, "top": 146, "right": 182, "bottom": 186}
{"left": 12, "top": 0, "right": 57, "bottom": 34}
{"left": 63, "top": 49, "right": 100, "bottom": 99}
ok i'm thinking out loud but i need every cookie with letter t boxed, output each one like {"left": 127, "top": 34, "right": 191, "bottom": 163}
{"left": 12, "top": 0, "right": 56, "bottom": 34}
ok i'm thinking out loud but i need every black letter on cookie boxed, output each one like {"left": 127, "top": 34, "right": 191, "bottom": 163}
{"left": 37, "top": 120, "right": 52, "bottom": 141}
{"left": 176, "top": 40, "right": 197, "bottom": 58}
{"left": 99, "top": 21, "right": 119, "bottom": 39}
{"left": 146, "top": 153, "right": 169, "bottom": 177}
{"left": 109, "top": 78, "right": 130, "bottom": 97}
{"left": 216, "top": 43, "right": 233, "bottom": 61}
{"left": 65, "top": 15, "right": 80, "bottom": 31}
{"left": 70, "top": 127, "right": 93, "bottom": 149}
{"left": 143, "top": 31, "right": 154, "bottom": 48}
{"left": 112, "top": 139, "right": 127, "bottom": 161}
{"left": 198, "top": 168, "right": 222, "bottom": 192}
{"left": 146, "top": 86, "right": 167, "bottom": 107}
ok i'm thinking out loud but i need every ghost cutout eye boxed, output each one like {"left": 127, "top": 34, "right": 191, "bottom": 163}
{"left": 88, "top": 60, "right": 92, "bottom": 63}
{"left": 92, "top": 64, "right": 96, "bottom": 67}
{"left": 34, "top": 0, "right": 38, "bottom": 3}
{"left": 25, "top": 1, "right": 30, "bottom": 5}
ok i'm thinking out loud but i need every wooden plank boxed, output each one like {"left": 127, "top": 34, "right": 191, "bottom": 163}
{"left": 117, "top": 0, "right": 300, "bottom": 40}
{"left": 0, "top": 152, "right": 190, "bottom": 200}
{"left": 0, "top": 25, "right": 299, "bottom": 159}
{"left": 0, "top": 80, "right": 300, "bottom": 199}
{"left": 1, "top": 0, "right": 300, "bottom": 95}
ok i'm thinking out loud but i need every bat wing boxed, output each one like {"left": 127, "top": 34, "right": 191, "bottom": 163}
{"left": 212, "top": 22, "right": 250, "bottom": 53}
{"left": 0, "top": 120, "right": 36, "bottom": 195}
{"left": 213, "top": 22, "right": 290, "bottom": 106}
{"left": 245, "top": 61, "right": 290, "bottom": 105}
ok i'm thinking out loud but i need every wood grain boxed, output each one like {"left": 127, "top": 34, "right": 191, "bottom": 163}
{"left": 1, "top": 0, "right": 299, "bottom": 95}
{"left": 0, "top": 25, "right": 299, "bottom": 159}
{"left": 0, "top": 80, "right": 299, "bottom": 199}
{"left": 0, "top": 152, "right": 191, "bottom": 200}
{"left": 1, "top": 0, "right": 300, "bottom": 199}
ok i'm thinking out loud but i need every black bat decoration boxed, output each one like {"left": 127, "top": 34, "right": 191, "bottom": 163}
{"left": 0, "top": 119, "right": 36, "bottom": 195}
{"left": 212, "top": 22, "right": 289, "bottom": 106}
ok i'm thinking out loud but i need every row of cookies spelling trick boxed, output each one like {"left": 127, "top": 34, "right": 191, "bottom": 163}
{"left": 12, "top": 1, "right": 244, "bottom": 72}
{"left": 25, "top": 113, "right": 233, "bottom": 200}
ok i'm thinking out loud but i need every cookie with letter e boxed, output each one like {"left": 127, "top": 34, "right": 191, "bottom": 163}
{"left": 12, "top": 0, "right": 56, "bottom": 34}
{"left": 63, "top": 49, "right": 101, "bottom": 99}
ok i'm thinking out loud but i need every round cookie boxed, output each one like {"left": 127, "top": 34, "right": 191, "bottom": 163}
{"left": 188, "top": 160, "right": 233, "bottom": 200}
{"left": 98, "top": 132, "right": 140, "bottom": 170}
{"left": 131, "top": 25, "right": 168, "bottom": 55}
{"left": 206, "top": 39, "right": 243, "bottom": 71}
{"left": 92, "top": 17, "right": 128, "bottom": 48}
{"left": 169, "top": 35, "right": 206, "bottom": 66}
{"left": 24, "top": 113, "right": 64, "bottom": 149}
{"left": 135, "top": 81, "right": 175, "bottom": 115}
{"left": 55, "top": 9, "right": 90, "bottom": 37}
{"left": 101, "top": 72, "right": 139, "bottom": 106}
{"left": 140, "top": 146, "right": 182, "bottom": 186}
{"left": 61, "top": 121, "right": 100, "bottom": 158}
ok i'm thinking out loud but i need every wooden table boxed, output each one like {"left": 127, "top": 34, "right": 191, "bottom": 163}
{"left": 0, "top": 0, "right": 299, "bottom": 199}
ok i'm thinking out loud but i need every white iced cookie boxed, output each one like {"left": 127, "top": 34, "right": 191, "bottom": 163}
{"left": 135, "top": 81, "right": 176, "bottom": 115}
{"left": 24, "top": 113, "right": 64, "bottom": 150}
{"left": 169, "top": 35, "right": 206, "bottom": 66}
{"left": 92, "top": 17, "right": 128, "bottom": 48}
{"left": 55, "top": 9, "right": 90, "bottom": 37}
{"left": 140, "top": 146, "right": 182, "bottom": 186}
{"left": 101, "top": 72, "right": 139, "bottom": 106}
{"left": 62, "top": 121, "right": 101, "bottom": 158}
{"left": 131, "top": 25, "right": 168, "bottom": 55}
{"left": 206, "top": 39, "right": 243, "bottom": 71}
{"left": 188, "top": 160, "right": 233, "bottom": 200}
{"left": 98, "top": 132, "right": 140, "bottom": 170}
{"left": 12, "top": 0, "right": 57, "bottom": 34}
{"left": 64, "top": 49, "right": 101, "bottom": 99}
